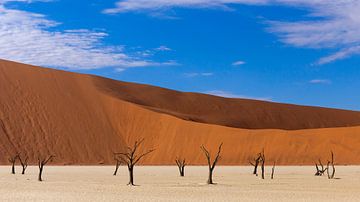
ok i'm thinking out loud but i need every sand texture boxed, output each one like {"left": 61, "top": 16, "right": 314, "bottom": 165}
{"left": 0, "top": 166, "right": 359, "bottom": 201}
{"left": 1, "top": 59, "right": 360, "bottom": 165}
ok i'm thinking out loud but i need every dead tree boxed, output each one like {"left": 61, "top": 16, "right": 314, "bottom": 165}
{"left": 38, "top": 155, "right": 55, "bottom": 181}
{"left": 249, "top": 153, "right": 262, "bottom": 176}
{"left": 115, "top": 139, "right": 155, "bottom": 186}
{"left": 271, "top": 161, "right": 276, "bottom": 179}
{"left": 200, "top": 143, "right": 223, "bottom": 184}
{"left": 314, "top": 159, "right": 327, "bottom": 176}
{"left": 260, "top": 150, "right": 265, "bottom": 179}
{"left": 18, "top": 154, "right": 29, "bottom": 175}
{"left": 327, "top": 151, "right": 336, "bottom": 179}
{"left": 8, "top": 154, "right": 19, "bottom": 174}
{"left": 175, "top": 157, "right": 186, "bottom": 177}
{"left": 113, "top": 154, "right": 123, "bottom": 176}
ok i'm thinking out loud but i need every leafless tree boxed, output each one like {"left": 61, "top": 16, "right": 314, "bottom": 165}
{"left": 327, "top": 151, "right": 336, "bottom": 179}
{"left": 249, "top": 153, "right": 262, "bottom": 176}
{"left": 175, "top": 157, "right": 186, "bottom": 177}
{"left": 18, "top": 154, "right": 29, "bottom": 175}
{"left": 315, "top": 159, "right": 327, "bottom": 176}
{"left": 113, "top": 154, "right": 123, "bottom": 176}
{"left": 38, "top": 155, "right": 55, "bottom": 181}
{"left": 260, "top": 150, "right": 265, "bottom": 179}
{"left": 200, "top": 143, "right": 223, "bottom": 184}
{"left": 271, "top": 161, "right": 276, "bottom": 179}
{"left": 115, "top": 139, "right": 155, "bottom": 186}
{"left": 8, "top": 154, "right": 19, "bottom": 174}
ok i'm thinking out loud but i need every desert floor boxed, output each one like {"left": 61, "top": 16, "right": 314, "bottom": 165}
{"left": 0, "top": 166, "right": 359, "bottom": 201}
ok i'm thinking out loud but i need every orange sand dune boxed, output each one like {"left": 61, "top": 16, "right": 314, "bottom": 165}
{"left": 1, "top": 59, "right": 360, "bottom": 165}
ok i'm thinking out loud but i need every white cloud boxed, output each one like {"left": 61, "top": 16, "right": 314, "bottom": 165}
{"left": 0, "top": 3, "right": 177, "bottom": 70}
{"left": 205, "top": 90, "right": 272, "bottom": 101}
{"left": 309, "top": 79, "right": 331, "bottom": 85}
{"left": 184, "top": 72, "right": 214, "bottom": 77}
{"left": 232, "top": 60, "right": 245, "bottom": 66}
{"left": 103, "top": 0, "right": 267, "bottom": 14}
{"left": 105, "top": 0, "right": 360, "bottom": 64}
{"left": 155, "top": 45, "right": 172, "bottom": 51}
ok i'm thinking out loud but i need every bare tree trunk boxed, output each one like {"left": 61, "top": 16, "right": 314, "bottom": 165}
{"left": 128, "top": 166, "right": 134, "bottom": 186}
{"left": 200, "top": 143, "right": 223, "bottom": 185}
{"left": 180, "top": 165, "right": 185, "bottom": 177}
{"left": 327, "top": 151, "right": 336, "bottom": 179}
{"left": 331, "top": 162, "right": 336, "bottom": 179}
{"left": 19, "top": 155, "right": 28, "bottom": 175}
{"left": 271, "top": 162, "right": 275, "bottom": 179}
{"left": 114, "top": 138, "right": 155, "bottom": 186}
{"left": 113, "top": 161, "right": 120, "bottom": 176}
{"left": 11, "top": 163, "right": 15, "bottom": 174}
{"left": 175, "top": 158, "right": 186, "bottom": 177}
{"left": 38, "top": 155, "right": 55, "bottom": 182}
{"left": 253, "top": 160, "right": 259, "bottom": 176}
{"left": 208, "top": 169, "right": 213, "bottom": 184}
{"left": 250, "top": 153, "right": 262, "bottom": 176}
{"left": 8, "top": 154, "right": 19, "bottom": 174}
{"left": 178, "top": 166, "right": 183, "bottom": 176}
{"left": 315, "top": 159, "right": 327, "bottom": 176}
{"left": 260, "top": 151, "right": 265, "bottom": 179}
{"left": 38, "top": 166, "right": 44, "bottom": 181}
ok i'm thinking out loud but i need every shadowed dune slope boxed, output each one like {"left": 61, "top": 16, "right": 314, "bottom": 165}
{"left": 1, "top": 59, "right": 360, "bottom": 165}
{"left": 93, "top": 76, "right": 360, "bottom": 130}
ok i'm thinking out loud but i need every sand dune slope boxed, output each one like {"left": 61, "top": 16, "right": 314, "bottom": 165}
{"left": 94, "top": 76, "right": 360, "bottom": 130}
{"left": 1, "top": 59, "right": 360, "bottom": 165}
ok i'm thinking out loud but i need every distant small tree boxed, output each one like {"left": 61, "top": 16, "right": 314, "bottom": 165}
{"left": 38, "top": 155, "right": 55, "bottom": 181}
{"left": 115, "top": 139, "right": 155, "bottom": 186}
{"left": 259, "top": 150, "right": 265, "bottom": 179}
{"left": 113, "top": 154, "right": 123, "bottom": 176}
{"left": 249, "top": 153, "right": 262, "bottom": 176}
{"left": 18, "top": 154, "right": 29, "bottom": 175}
{"left": 327, "top": 151, "right": 336, "bottom": 179}
{"left": 271, "top": 161, "right": 276, "bottom": 179}
{"left": 8, "top": 154, "right": 19, "bottom": 174}
{"left": 175, "top": 157, "right": 186, "bottom": 177}
{"left": 315, "top": 159, "right": 327, "bottom": 176}
{"left": 200, "top": 143, "right": 223, "bottom": 184}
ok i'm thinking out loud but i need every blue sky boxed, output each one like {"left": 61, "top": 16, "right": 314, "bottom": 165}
{"left": 1, "top": 0, "right": 360, "bottom": 110}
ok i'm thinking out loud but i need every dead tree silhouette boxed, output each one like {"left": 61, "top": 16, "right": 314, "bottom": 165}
{"left": 175, "top": 157, "right": 186, "bottom": 177}
{"left": 115, "top": 139, "right": 155, "bottom": 186}
{"left": 271, "top": 161, "right": 276, "bottom": 179}
{"left": 249, "top": 153, "right": 262, "bottom": 176}
{"left": 8, "top": 154, "right": 19, "bottom": 174}
{"left": 113, "top": 154, "right": 123, "bottom": 176}
{"left": 200, "top": 143, "right": 223, "bottom": 184}
{"left": 260, "top": 150, "right": 265, "bottom": 179}
{"left": 327, "top": 151, "right": 336, "bottom": 179}
{"left": 38, "top": 155, "right": 55, "bottom": 181}
{"left": 18, "top": 154, "right": 29, "bottom": 175}
{"left": 315, "top": 159, "right": 327, "bottom": 176}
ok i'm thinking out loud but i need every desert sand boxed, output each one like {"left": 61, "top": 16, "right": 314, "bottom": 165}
{"left": 1, "top": 59, "right": 360, "bottom": 165}
{"left": 0, "top": 166, "right": 360, "bottom": 201}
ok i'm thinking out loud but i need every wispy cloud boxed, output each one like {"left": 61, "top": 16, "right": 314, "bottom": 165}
{"left": 155, "top": 45, "right": 172, "bottom": 51}
{"left": 204, "top": 90, "right": 272, "bottom": 101}
{"left": 232, "top": 60, "right": 246, "bottom": 66}
{"left": 136, "top": 45, "right": 173, "bottom": 57}
{"left": 0, "top": 2, "right": 177, "bottom": 70}
{"left": 105, "top": 0, "right": 360, "bottom": 64}
{"left": 103, "top": 0, "right": 267, "bottom": 14}
{"left": 309, "top": 79, "right": 332, "bottom": 85}
{"left": 184, "top": 72, "right": 214, "bottom": 77}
